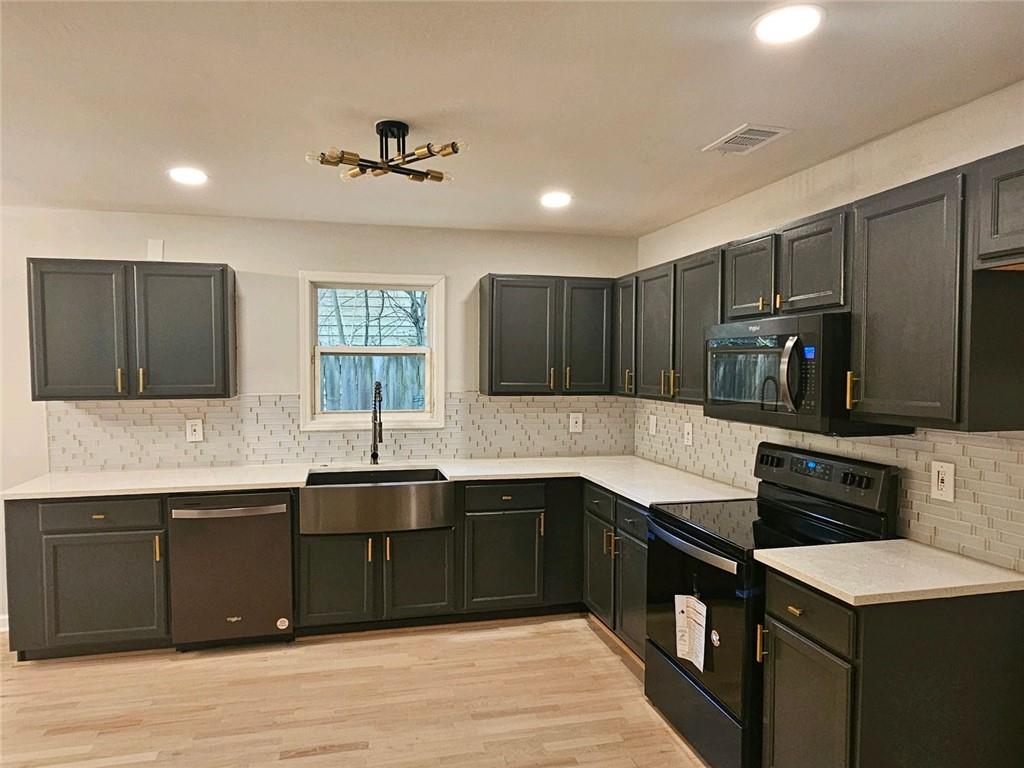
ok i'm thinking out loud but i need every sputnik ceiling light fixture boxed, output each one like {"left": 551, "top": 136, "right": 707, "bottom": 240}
{"left": 306, "top": 120, "right": 462, "bottom": 183}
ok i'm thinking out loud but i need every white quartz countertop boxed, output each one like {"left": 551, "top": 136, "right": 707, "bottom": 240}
{"left": 2, "top": 455, "right": 753, "bottom": 508}
{"left": 755, "top": 539, "right": 1024, "bottom": 606}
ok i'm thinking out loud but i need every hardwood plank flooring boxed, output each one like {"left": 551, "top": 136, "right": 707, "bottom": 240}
{"left": 0, "top": 616, "right": 709, "bottom": 768}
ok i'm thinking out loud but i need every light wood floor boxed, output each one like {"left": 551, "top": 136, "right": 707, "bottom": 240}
{"left": 0, "top": 615, "right": 709, "bottom": 768}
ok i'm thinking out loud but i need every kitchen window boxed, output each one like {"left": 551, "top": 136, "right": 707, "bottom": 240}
{"left": 299, "top": 272, "right": 446, "bottom": 430}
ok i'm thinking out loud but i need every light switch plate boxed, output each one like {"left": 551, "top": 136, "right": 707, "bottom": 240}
{"left": 931, "top": 460, "right": 955, "bottom": 502}
{"left": 185, "top": 419, "right": 204, "bottom": 443}
{"left": 683, "top": 422, "right": 693, "bottom": 447}
{"left": 568, "top": 412, "right": 583, "bottom": 433}
{"left": 648, "top": 414, "right": 657, "bottom": 436}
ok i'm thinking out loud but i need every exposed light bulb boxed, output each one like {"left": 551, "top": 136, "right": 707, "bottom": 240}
{"left": 341, "top": 167, "right": 367, "bottom": 180}
{"left": 305, "top": 151, "right": 322, "bottom": 166}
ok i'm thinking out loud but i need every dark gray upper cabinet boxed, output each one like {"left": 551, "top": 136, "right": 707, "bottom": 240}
{"left": 674, "top": 249, "right": 720, "bottom": 403}
{"left": 613, "top": 531, "right": 647, "bottom": 660}
{"left": 28, "top": 259, "right": 130, "bottom": 399}
{"left": 851, "top": 173, "right": 963, "bottom": 425}
{"left": 298, "top": 534, "right": 379, "bottom": 627}
{"left": 464, "top": 509, "right": 544, "bottom": 609}
{"left": 635, "top": 264, "right": 675, "bottom": 399}
{"left": 612, "top": 276, "right": 636, "bottom": 395}
{"left": 970, "top": 145, "right": 1024, "bottom": 268}
{"left": 42, "top": 530, "right": 168, "bottom": 647}
{"left": 384, "top": 528, "right": 456, "bottom": 619}
{"left": 130, "top": 263, "right": 235, "bottom": 398}
{"left": 723, "top": 234, "right": 776, "bottom": 320}
{"left": 763, "top": 615, "right": 852, "bottom": 768}
{"left": 778, "top": 212, "right": 846, "bottom": 312}
{"left": 562, "top": 278, "right": 613, "bottom": 393}
{"left": 582, "top": 509, "right": 615, "bottom": 627}
{"left": 28, "top": 258, "right": 236, "bottom": 401}
{"left": 480, "top": 275, "right": 560, "bottom": 394}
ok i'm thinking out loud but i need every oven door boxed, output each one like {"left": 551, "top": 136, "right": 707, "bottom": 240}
{"left": 646, "top": 517, "right": 749, "bottom": 721}
{"left": 706, "top": 333, "right": 805, "bottom": 415}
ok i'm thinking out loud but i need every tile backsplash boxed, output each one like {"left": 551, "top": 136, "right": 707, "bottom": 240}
{"left": 46, "top": 392, "right": 635, "bottom": 470}
{"left": 634, "top": 400, "right": 1024, "bottom": 573}
{"left": 45, "top": 393, "right": 1024, "bottom": 573}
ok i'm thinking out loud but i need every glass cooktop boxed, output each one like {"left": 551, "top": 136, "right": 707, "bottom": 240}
{"left": 653, "top": 498, "right": 761, "bottom": 552}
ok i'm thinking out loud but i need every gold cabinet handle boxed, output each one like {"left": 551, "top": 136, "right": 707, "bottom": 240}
{"left": 385, "top": 535, "right": 391, "bottom": 561}
{"left": 775, "top": 293, "right": 783, "bottom": 310}
{"left": 91, "top": 513, "right": 106, "bottom": 520}
{"left": 609, "top": 535, "right": 619, "bottom": 559}
{"left": 845, "top": 371, "right": 860, "bottom": 410}
{"left": 659, "top": 370, "right": 666, "bottom": 396}
{"left": 116, "top": 367, "right": 124, "bottom": 394}
{"left": 669, "top": 370, "right": 678, "bottom": 397}
{"left": 548, "top": 367, "right": 555, "bottom": 391}
{"left": 564, "top": 366, "right": 571, "bottom": 390}
{"left": 138, "top": 367, "right": 145, "bottom": 393}
{"left": 787, "top": 605, "right": 804, "bottom": 617}
{"left": 153, "top": 535, "right": 161, "bottom": 562}
{"left": 539, "top": 512, "right": 545, "bottom": 537}
{"left": 758, "top": 296, "right": 765, "bottom": 312}
{"left": 367, "top": 537, "right": 373, "bottom": 562}
{"left": 602, "top": 528, "right": 611, "bottom": 554}
{"left": 624, "top": 368, "right": 633, "bottom": 393}
{"left": 756, "top": 623, "right": 768, "bottom": 662}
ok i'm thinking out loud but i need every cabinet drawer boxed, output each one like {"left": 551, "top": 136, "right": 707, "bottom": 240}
{"left": 767, "top": 571, "right": 856, "bottom": 659}
{"left": 615, "top": 498, "right": 649, "bottom": 541}
{"left": 583, "top": 483, "right": 615, "bottom": 523}
{"left": 464, "top": 483, "right": 545, "bottom": 511}
{"left": 39, "top": 498, "right": 163, "bottom": 533}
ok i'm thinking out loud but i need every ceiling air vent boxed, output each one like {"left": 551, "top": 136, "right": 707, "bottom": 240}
{"left": 702, "top": 124, "right": 792, "bottom": 155}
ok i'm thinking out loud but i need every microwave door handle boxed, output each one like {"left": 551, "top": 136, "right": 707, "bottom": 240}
{"left": 779, "top": 335, "right": 800, "bottom": 413}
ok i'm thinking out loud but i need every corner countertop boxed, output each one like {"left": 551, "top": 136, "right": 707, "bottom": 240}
{"left": 1, "top": 455, "right": 754, "bottom": 509}
{"left": 755, "top": 539, "right": 1024, "bottom": 606}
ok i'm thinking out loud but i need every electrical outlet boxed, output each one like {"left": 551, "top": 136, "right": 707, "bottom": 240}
{"left": 185, "top": 419, "right": 204, "bottom": 443}
{"left": 931, "top": 461, "right": 955, "bottom": 502}
{"left": 568, "top": 412, "right": 583, "bottom": 433}
{"left": 683, "top": 422, "right": 693, "bottom": 447}
{"left": 648, "top": 414, "right": 657, "bottom": 436}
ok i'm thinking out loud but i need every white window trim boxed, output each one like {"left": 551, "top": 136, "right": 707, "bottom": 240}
{"left": 299, "top": 271, "right": 446, "bottom": 431}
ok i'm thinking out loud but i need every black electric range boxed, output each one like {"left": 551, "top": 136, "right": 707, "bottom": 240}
{"left": 644, "top": 442, "right": 900, "bottom": 768}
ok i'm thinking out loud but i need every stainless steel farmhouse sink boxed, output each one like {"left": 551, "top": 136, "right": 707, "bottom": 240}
{"left": 299, "top": 469, "right": 454, "bottom": 534}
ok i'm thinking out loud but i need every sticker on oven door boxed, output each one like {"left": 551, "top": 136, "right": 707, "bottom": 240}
{"left": 674, "top": 595, "right": 708, "bottom": 672}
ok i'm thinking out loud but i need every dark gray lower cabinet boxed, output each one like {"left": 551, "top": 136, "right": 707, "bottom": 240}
{"left": 42, "top": 530, "right": 168, "bottom": 647}
{"left": 464, "top": 509, "right": 544, "bottom": 609}
{"left": 613, "top": 532, "right": 647, "bottom": 659}
{"left": 298, "top": 534, "right": 378, "bottom": 626}
{"left": 763, "top": 616, "right": 851, "bottom": 768}
{"left": 582, "top": 510, "right": 615, "bottom": 627}
{"left": 384, "top": 528, "right": 456, "bottom": 619}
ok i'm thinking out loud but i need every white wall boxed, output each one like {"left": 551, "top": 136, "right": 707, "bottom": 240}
{"left": 639, "top": 80, "right": 1024, "bottom": 268}
{"left": 1, "top": 208, "right": 636, "bottom": 488}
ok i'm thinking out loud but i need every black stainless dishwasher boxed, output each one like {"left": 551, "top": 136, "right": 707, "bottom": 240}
{"left": 168, "top": 492, "right": 293, "bottom": 647}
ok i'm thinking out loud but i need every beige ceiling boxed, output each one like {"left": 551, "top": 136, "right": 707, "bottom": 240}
{"left": 3, "top": 2, "right": 1023, "bottom": 237}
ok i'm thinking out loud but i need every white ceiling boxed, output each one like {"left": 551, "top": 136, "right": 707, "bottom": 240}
{"left": 3, "top": 2, "right": 1023, "bottom": 237}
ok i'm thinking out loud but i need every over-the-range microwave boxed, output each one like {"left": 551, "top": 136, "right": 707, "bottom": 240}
{"left": 703, "top": 312, "right": 910, "bottom": 436}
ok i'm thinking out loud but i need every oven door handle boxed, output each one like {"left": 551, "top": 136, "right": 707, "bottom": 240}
{"left": 779, "top": 335, "right": 800, "bottom": 414}
{"left": 648, "top": 519, "right": 739, "bottom": 575}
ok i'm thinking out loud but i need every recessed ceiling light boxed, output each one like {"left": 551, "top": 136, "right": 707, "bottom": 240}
{"left": 754, "top": 5, "right": 823, "bottom": 44}
{"left": 540, "top": 191, "right": 572, "bottom": 209}
{"left": 167, "top": 167, "right": 208, "bottom": 186}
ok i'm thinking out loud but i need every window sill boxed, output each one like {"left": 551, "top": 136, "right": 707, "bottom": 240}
{"left": 299, "top": 411, "right": 446, "bottom": 432}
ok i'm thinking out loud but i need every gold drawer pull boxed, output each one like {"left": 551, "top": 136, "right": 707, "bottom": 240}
{"left": 787, "top": 605, "right": 804, "bottom": 617}
{"left": 91, "top": 514, "right": 106, "bottom": 520}
{"left": 385, "top": 535, "right": 391, "bottom": 561}
{"left": 367, "top": 537, "right": 373, "bottom": 562}
{"left": 153, "top": 535, "right": 161, "bottom": 562}
{"left": 501, "top": 495, "right": 513, "bottom": 501}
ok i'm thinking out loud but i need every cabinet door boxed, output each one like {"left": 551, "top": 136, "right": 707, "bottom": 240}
{"left": 851, "top": 173, "right": 963, "bottom": 424}
{"left": 465, "top": 509, "right": 544, "bottom": 609}
{"left": 972, "top": 146, "right": 1024, "bottom": 265}
{"left": 28, "top": 259, "right": 129, "bottom": 399}
{"left": 562, "top": 278, "right": 613, "bottom": 393}
{"left": 778, "top": 212, "right": 846, "bottom": 312}
{"left": 297, "top": 534, "right": 380, "bottom": 626}
{"left": 582, "top": 510, "right": 615, "bottom": 628}
{"left": 614, "top": 532, "right": 647, "bottom": 659}
{"left": 724, "top": 235, "right": 776, "bottom": 320}
{"left": 613, "top": 276, "right": 636, "bottom": 395}
{"left": 486, "top": 276, "right": 561, "bottom": 394}
{"left": 42, "top": 531, "right": 167, "bottom": 646}
{"left": 130, "top": 263, "right": 230, "bottom": 397}
{"left": 635, "top": 264, "right": 675, "bottom": 398}
{"left": 384, "top": 528, "right": 456, "bottom": 619}
{"left": 674, "top": 249, "right": 720, "bottom": 403}
{"left": 763, "top": 617, "right": 852, "bottom": 768}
